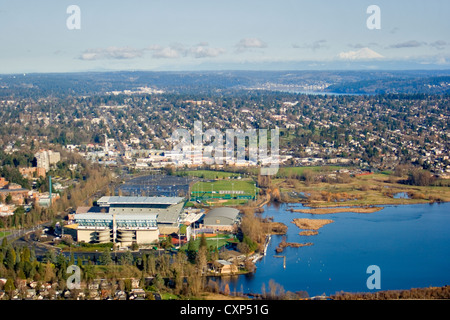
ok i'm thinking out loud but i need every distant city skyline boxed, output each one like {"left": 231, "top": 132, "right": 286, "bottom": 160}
{"left": 0, "top": 0, "right": 449, "bottom": 73}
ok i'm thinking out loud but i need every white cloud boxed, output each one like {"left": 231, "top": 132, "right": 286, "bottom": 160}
{"left": 293, "top": 40, "right": 328, "bottom": 51}
{"left": 150, "top": 46, "right": 181, "bottom": 59}
{"left": 80, "top": 43, "right": 226, "bottom": 61}
{"left": 348, "top": 42, "right": 380, "bottom": 49}
{"left": 79, "top": 47, "right": 144, "bottom": 60}
{"left": 235, "top": 38, "right": 267, "bottom": 53}
{"left": 189, "top": 45, "right": 226, "bottom": 58}
{"left": 148, "top": 43, "right": 225, "bottom": 59}
{"left": 338, "top": 47, "right": 384, "bottom": 60}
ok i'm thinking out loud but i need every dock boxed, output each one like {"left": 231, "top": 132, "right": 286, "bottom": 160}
{"left": 273, "top": 255, "right": 286, "bottom": 269}
{"left": 263, "top": 235, "right": 271, "bottom": 256}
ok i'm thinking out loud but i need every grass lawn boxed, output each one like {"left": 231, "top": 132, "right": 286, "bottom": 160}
{"left": 0, "top": 231, "right": 11, "bottom": 238}
{"left": 192, "top": 180, "right": 257, "bottom": 194}
{"left": 161, "top": 292, "right": 181, "bottom": 300}
{"left": 179, "top": 234, "right": 234, "bottom": 251}
{"left": 190, "top": 179, "right": 258, "bottom": 206}
{"left": 276, "top": 166, "right": 345, "bottom": 178}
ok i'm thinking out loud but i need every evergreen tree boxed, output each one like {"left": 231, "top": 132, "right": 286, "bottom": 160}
{"left": 66, "top": 252, "right": 74, "bottom": 266}
{"left": 43, "top": 249, "right": 57, "bottom": 264}
{"left": 44, "top": 261, "right": 55, "bottom": 282}
{"left": 22, "top": 247, "right": 31, "bottom": 263}
{"left": 1, "top": 237, "right": 7, "bottom": 249}
{"left": 29, "top": 246, "right": 36, "bottom": 262}
{"left": 23, "top": 261, "right": 34, "bottom": 279}
{"left": 119, "top": 250, "right": 133, "bottom": 266}
{"left": 5, "top": 246, "right": 16, "bottom": 270}
{"left": 199, "top": 233, "right": 207, "bottom": 249}
{"left": 4, "top": 278, "right": 15, "bottom": 295}
{"left": 153, "top": 273, "right": 164, "bottom": 291}
{"left": 186, "top": 239, "right": 197, "bottom": 262}
{"left": 99, "top": 249, "right": 112, "bottom": 265}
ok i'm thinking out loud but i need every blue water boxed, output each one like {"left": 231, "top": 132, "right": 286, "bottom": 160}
{"left": 393, "top": 192, "right": 410, "bottom": 199}
{"left": 224, "top": 202, "right": 450, "bottom": 297}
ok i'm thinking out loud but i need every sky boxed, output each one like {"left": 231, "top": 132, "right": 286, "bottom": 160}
{"left": 0, "top": 0, "right": 449, "bottom": 73}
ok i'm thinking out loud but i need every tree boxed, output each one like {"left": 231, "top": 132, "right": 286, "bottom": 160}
{"left": 237, "top": 242, "right": 250, "bottom": 254}
{"left": 131, "top": 242, "right": 139, "bottom": 251}
{"left": 21, "top": 247, "right": 31, "bottom": 263}
{"left": 5, "top": 246, "right": 16, "bottom": 270}
{"left": 199, "top": 233, "right": 207, "bottom": 249}
{"left": 406, "top": 169, "right": 435, "bottom": 186}
{"left": 120, "top": 250, "right": 134, "bottom": 266}
{"left": 43, "top": 249, "right": 57, "bottom": 264}
{"left": 99, "top": 249, "right": 112, "bottom": 265}
{"left": 186, "top": 239, "right": 197, "bottom": 262}
{"left": 196, "top": 246, "right": 208, "bottom": 274}
{"left": 4, "top": 278, "right": 15, "bottom": 296}
{"left": 23, "top": 261, "right": 34, "bottom": 279}
{"left": 153, "top": 273, "right": 164, "bottom": 291}
{"left": 302, "top": 169, "right": 317, "bottom": 186}
{"left": 5, "top": 194, "right": 12, "bottom": 205}
{"left": 145, "top": 254, "right": 156, "bottom": 275}
{"left": 1, "top": 237, "right": 7, "bottom": 249}
{"left": 44, "top": 261, "right": 55, "bottom": 282}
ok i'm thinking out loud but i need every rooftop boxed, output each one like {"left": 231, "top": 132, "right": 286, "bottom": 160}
{"left": 206, "top": 207, "right": 240, "bottom": 220}
{"left": 74, "top": 213, "right": 157, "bottom": 221}
{"left": 97, "top": 196, "right": 185, "bottom": 206}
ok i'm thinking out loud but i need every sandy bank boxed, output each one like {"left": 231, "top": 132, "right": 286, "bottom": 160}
{"left": 299, "top": 230, "right": 319, "bottom": 236}
{"left": 275, "top": 240, "right": 313, "bottom": 253}
{"left": 289, "top": 206, "right": 383, "bottom": 214}
{"left": 292, "top": 218, "right": 334, "bottom": 230}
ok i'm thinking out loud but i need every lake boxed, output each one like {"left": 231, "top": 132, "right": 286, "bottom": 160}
{"left": 222, "top": 202, "right": 450, "bottom": 297}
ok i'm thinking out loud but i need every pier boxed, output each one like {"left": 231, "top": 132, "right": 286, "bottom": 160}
{"left": 274, "top": 255, "right": 286, "bottom": 268}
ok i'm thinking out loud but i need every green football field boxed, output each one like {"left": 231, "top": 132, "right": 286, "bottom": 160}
{"left": 190, "top": 179, "right": 258, "bottom": 201}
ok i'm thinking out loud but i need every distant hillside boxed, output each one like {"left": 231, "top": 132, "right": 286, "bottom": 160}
{"left": 323, "top": 75, "right": 450, "bottom": 95}
{"left": 1, "top": 70, "right": 450, "bottom": 98}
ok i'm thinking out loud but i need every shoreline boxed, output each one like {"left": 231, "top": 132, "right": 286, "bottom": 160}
{"left": 291, "top": 218, "right": 334, "bottom": 230}
{"left": 288, "top": 206, "right": 384, "bottom": 214}
{"left": 288, "top": 197, "right": 449, "bottom": 208}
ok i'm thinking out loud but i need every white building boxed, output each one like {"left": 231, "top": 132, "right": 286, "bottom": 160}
{"left": 74, "top": 196, "right": 185, "bottom": 247}
{"left": 34, "top": 150, "right": 60, "bottom": 172}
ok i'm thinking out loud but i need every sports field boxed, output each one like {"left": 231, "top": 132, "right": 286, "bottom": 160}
{"left": 190, "top": 179, "right": 258, "bottom": 202}
{"left": 179, "top": 234, "right": 234, "bottom": 251}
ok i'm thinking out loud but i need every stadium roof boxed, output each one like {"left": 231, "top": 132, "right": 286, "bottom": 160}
{"left": 74, "top": 213, "right": 157, "bottom": 220}
{"left": 74, "top": 213, "right": 113, "bottom": 220}
{"left": 206, "top": 207, "right": 240, "bottom": 220}
{"left": 97, "top": 196, "right": 185, "bottom": 206}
